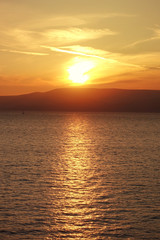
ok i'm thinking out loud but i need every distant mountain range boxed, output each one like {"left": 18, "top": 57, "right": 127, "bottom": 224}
{"left": 0, "top": 88, "right": 160, "bottom": 112}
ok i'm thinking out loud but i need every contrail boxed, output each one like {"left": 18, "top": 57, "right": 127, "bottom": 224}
{"left": 0, "top": 49, "right": 49, "bottom": 56}
{"left": 42, "top": 46, "right": 142, "bottom": 68}
{"left": 41, "top": 45, "right": 106, "bottom": 60}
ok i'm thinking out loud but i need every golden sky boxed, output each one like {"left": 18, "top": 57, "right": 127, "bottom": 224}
{"left": 0, "top": 0, "right": 160, "bottom": 95}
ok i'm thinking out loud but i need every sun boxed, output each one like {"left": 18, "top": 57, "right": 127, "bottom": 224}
{"left": 67, "top": 60, "right": 95, "bottom": 84}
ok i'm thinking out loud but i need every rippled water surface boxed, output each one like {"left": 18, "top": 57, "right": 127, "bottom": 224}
{"left": 0, "top": 112, "right": 160, "bottom": 240}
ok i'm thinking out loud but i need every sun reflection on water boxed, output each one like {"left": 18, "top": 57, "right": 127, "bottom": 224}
{"left": 1, "top": 112, "right": 157, "bottom": 239}
{"left": 51, "top": 114, "right": 104, "bottom": 239}
{"left": 48, "top": 114, "right": 133, "bottom": 240}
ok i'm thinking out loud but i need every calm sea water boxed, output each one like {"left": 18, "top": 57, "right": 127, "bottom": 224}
{"left": 0, "top": 112, "right": 160, "bottom": 240}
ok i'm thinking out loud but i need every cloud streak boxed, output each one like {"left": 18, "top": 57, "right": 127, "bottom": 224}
{"left": 41, "top": 45, "right": 106, "bottom": 60}
{"left": 0, "top": 48, "right": 49, "bottom": 56}
{"left": 125, "top": 37, "right": 160, "bottom": 49}
{"left": 42, "top": 45, "right": 144, "bottom": 71}
{"left": 0, "top": 26, "right": 116, "bottom": 51}
{"left": 43, "top": 28, "right": 116, "bottom": 45}
{"left": 125, "top": 27, "right": 160, "bottom": 49}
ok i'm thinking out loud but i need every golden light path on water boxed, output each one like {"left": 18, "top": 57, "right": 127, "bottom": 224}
{"left": 50, "top": 115, "right": 99, "bottom": 238}
{"left": 0, "top": 112, "right": 159, "bottom": 240}
{"left": 47, "top": 114, "right": 126, "bottom": 240}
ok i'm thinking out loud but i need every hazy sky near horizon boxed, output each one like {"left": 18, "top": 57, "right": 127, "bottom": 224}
{"left": 0, "top": 0, "right": 160, "bottom": 95}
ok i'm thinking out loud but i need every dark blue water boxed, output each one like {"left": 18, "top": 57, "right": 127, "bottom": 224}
{"left": 0, "top": 112, "right": 160, "bottom": 239}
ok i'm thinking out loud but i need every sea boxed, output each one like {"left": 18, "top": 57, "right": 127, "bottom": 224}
{"left": 0, "top": 112, "right": 160, "bottom": 240}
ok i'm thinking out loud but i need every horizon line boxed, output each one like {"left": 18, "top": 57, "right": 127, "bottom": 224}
{"left": 0, "top": 87, "right": 160, "bottom": 97}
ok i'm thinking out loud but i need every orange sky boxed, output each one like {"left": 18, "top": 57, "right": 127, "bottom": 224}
{"left": 0, "top": 0, "right": 160, "bottom": 95}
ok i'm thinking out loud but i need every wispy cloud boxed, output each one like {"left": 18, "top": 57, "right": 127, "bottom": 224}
{"left": 42, "top": 44, "right": 144, "bottom": 71}
{"left": 0, "top": 27, "right": 116, "bottom": 50}
{"left": 43, "top": 28, "right": 116, "bottom": 45}
{"left": 62, "top": 45, "right": 108, "bottom": 57}
{"left": 84, "top": 13, "right": 135, "bottom": 19}
{"left": 125, "top": 27, "right": 160, "bottom": 49}
{"left": 0, "top": 49, "right": 48, "bottom": 56}
{"left": 27, "top": 16, "right": 86, "bottom": 29}
{"left": 41, "top": 45, "right": 106, "bottom": 60}
{"left": 125, "top": 37, "right": 160, "bottom": 49}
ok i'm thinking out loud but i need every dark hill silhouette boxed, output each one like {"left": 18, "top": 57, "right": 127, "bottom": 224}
{"left": 0, "top": 88, "right": 160, "bottom": 112}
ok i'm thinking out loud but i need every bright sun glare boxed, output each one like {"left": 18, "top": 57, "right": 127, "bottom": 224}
{"left": 67, "top": 60, "right": 95, "bottom": 84}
